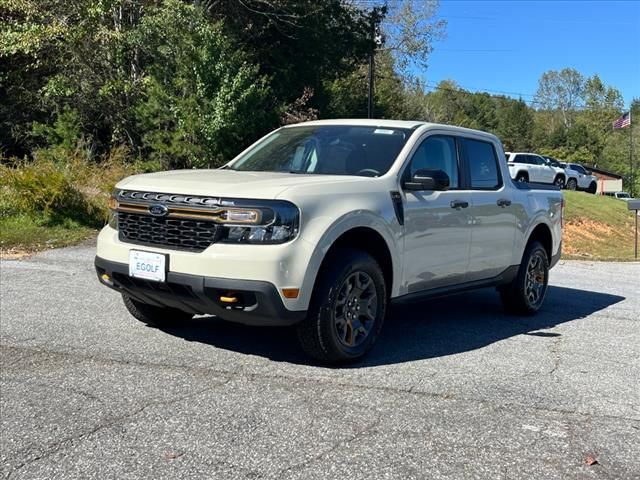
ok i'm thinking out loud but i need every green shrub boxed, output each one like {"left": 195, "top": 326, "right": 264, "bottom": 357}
{"left": 0, "top": 146, "right": 139, "bottom": 229}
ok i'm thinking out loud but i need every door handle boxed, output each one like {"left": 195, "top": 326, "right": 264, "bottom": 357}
{"left": 497, "top": 198, "right": 512, "bottom": 207}
{"left": 450, "top": 200, "right": 469, "bottom": 209}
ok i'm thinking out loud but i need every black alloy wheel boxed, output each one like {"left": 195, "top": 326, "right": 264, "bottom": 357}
{"left": 523, "top": 250, "right": 547, "bottom": 310}
{"left": 499, "top": 241, "right": 549, "bottom": 315}
{"left": 296, "top": 248, "right": 387, "bottom": 364}
{"left": 333, "top": 271, "right": 378, "bottom": 348}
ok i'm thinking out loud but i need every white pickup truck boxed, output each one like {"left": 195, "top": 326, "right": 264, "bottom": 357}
{"left": 96, "top": 120, "right": 563, "bottom": 363}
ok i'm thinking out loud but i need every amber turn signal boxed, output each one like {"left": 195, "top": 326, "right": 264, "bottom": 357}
{"left": 107, "top": 196, "right": 119, "bottom": 210}
{"left": 220, "top": 295, "right": 238, "bottom": 303}
{"left": 282, "top": 288, "right": 299, "bottom": 299}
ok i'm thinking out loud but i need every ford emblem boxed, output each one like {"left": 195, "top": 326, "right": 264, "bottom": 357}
{"left": 148, "top": 204, "right": 169, "bottom": 217}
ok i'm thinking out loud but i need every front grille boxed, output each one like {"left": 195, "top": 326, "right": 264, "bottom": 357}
{"left": 118, "top": 212, "right": 219, "bottom": 252}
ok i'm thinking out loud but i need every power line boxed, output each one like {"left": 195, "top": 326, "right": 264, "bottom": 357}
{"left": 420, "top": 82, "right": 544, "bottom": 107}
{"left": 422, "top": 82, "right": 585, "bottom": 110}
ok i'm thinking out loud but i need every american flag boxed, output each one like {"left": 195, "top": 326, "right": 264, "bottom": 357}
{"left": 613, "top": 111, "right": 631, "bottom": 129}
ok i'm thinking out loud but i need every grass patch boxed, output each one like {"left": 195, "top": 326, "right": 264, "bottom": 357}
{"left": 562, "top": 191, "right": 638, "bottom": 261}
{"left": 0, "top": 214, "right": 96, "bottom": 255}
{"left": 0, "top": 146, "right": 144, "bottom": 255}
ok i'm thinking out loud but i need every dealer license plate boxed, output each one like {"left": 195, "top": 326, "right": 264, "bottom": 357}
{"left": 129, "top": 250, "right": 167, "bottom": 282}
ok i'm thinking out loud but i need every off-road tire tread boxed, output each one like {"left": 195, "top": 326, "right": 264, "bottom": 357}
{"left": 296, "top": 248, "right": 387, "bottom": 364}
{"left": 499, "top": 241, "right": 549, "bottom": 316}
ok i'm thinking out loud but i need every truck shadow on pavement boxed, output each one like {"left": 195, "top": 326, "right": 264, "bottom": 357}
{"left": 156, "top": 285, "right": 625, "bottom": 367}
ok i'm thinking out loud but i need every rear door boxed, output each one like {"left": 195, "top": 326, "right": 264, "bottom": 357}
{"left": 401, "top": 134, "right": 472, "bottom": 292}
{"left": 461, "top": 137, "right": 518, "bottom": 280}
{"left": 514, "top": 154, "right": 539, "bottom": 181}
{"left": 534, "top": 155, "right": 555, "bottom": 183}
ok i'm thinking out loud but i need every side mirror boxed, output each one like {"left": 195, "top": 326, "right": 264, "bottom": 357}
{"left": 404, "top": 169, "right": 450, "bottom": 191}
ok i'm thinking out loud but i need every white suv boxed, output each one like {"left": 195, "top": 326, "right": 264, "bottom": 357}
{"left": 505, "top": 152, "right": 566, "bottom": 188}
{"left": 564, "top": 163, "right": 598, "bottom": 193}
{"left": 96, "top": 120, "right": 563, "bottom": 363}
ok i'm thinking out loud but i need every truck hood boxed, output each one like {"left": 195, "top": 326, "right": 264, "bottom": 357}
{"left": 116, "top": 169, "right": 370, "bottom": 200}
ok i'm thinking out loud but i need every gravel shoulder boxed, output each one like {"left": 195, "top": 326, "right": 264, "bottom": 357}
{"left": 1, "top": 244, "right": 639, "bottom": 479}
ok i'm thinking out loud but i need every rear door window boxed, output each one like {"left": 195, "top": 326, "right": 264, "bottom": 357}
{"left": 462, "top": 138, "right": 502, "bottom": 190}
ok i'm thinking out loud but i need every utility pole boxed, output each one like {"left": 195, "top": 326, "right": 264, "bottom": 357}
{"left": 367, "top": 7, "right": 385, "bottom": 119}
{"left": 367, "top": 35, "right": 374, "bottom": 119}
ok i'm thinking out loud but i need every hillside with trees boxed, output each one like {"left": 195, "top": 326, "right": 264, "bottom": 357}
{"left": 1, "top": 0, "right": 638, "bottom": 251}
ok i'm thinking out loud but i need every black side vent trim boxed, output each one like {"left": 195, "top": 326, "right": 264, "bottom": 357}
{"left": 390, "top": 191, "right": 404, "bottom": 226}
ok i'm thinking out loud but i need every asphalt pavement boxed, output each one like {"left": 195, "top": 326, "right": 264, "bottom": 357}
{"left": 1, "top": 242, "right": 639, "bottom": 479}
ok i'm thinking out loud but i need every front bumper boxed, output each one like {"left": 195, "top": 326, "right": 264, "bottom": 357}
{"left": 96, "top": 225, "right": 318, "bottom": 311}
{"left": 95, "top": 256, "right": 306, "bottom": 326}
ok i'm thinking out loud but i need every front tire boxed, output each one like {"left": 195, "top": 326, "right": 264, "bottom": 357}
{"left": 122, "top": 293, "right": 193, "bottom": 327}
{"left": 587, "top": 182, "right": 597, "bottom": 194}
{"left": 499, "top": 241, "right": 549, "bottom": 316}
{"left": 296, "top": 248, "right": 387, "bottom": 364}
{"left": 553, "top": 175, "right": 565, "bottom": 189}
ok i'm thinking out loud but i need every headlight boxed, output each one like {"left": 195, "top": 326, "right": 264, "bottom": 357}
{"left": 219, "top": 201, "right": 299, "bottom": 245}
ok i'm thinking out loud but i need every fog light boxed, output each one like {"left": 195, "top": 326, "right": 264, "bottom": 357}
{"left": 220, "top": 295, "right": 238, "bottom": 304}
{"left": 101, "top": 273, "right": 112, "bottom": 284}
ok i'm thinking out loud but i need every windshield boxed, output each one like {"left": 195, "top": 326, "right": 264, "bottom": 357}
{"left": 618, "top": 193, "right": 630, "bottom": 198}
{"left": 229, "top": 125, "right": 413, "bottom": 177}
{"left": 544, "top": 156, "right": 561, "bottom": 167}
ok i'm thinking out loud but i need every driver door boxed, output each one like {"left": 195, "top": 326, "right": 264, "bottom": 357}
{"left": 401, "top": 134, "right": 472, "bottom": 293}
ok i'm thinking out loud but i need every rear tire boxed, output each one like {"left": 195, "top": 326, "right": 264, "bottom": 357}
{"left": 515, "top": 173, "right": 528, "bottom": 183}
{"left": 122, "top": 293, "right": 193, "bottom": 327}
{"left": 499, "top": 241, "right": 549, "bottom": 316}
{"left": 566, "top": 178, "right": 577, "bottom": 190}
{"left": 296, "top": 248, "right": 387, "bottom": 364}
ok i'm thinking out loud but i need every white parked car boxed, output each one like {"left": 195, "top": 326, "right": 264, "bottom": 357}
{"left": 563, "top": 163, "right": 598, "bottom": 193}
{"left": 96, "top": 120, "right": 563, "bottom": 363}
{"left": 605, "top": 191, "right": 633, "bottom": 201}
{"left": 505, "top": 152, "right": 566, "bottom": 188}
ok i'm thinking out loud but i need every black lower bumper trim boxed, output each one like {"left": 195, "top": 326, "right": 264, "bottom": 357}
{"left": 95, "top": 256, "right": 306, "bottom": 326}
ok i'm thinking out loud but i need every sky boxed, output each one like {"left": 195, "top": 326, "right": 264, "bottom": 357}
{"left": 422, "top": 0, "right": 640, "bottom": 108}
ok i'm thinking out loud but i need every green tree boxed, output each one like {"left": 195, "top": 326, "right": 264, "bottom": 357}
{"left": 325, "top": 51, "right": 409, "bottom": 119}
{"left": 496, "top": 99, "right": 533, "bottom": 151}
{"left": 576, "top": 74, "right": 625, "bottom": 162}
{"left": 534, "top": 68, "right": 585, "bottom": 129}
{"left": 204, "top": 0, "right": 375, "bottom": 113}
{"left": 132, "top": 1, "right": 272, "bottom": 168}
